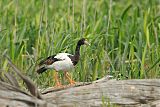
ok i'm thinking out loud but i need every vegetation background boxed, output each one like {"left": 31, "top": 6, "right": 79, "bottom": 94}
{"left": 0, "top": 0, "right": 160, "bottom": 88}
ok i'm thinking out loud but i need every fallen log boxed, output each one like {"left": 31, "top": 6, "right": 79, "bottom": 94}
{"left": 0, "top": 77, "right": 160, "bottom": 107}
{"left": 42, "top": 78, "right": 160, "bottom": 107}
{"left": 0, "top": 57, "right": 160, "bottom": 107}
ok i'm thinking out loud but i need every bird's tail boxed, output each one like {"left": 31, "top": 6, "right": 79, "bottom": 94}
{"left": 36, "top": 67, "right": 47, "bottom": 74}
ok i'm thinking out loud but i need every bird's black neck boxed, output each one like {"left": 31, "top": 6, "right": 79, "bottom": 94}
{"left": 68, "top": 41, "right": 83, "bottom": 66}
{"left": 75, "top": 43, "right": 81, "bottom": 56}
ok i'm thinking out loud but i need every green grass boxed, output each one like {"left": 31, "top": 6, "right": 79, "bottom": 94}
{"left": 0, "top": 0, "right": 160, "bottom": 88}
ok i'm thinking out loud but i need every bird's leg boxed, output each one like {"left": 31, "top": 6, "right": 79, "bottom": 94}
{"left": 53, "top": 71, "right": 62, "bottom": 87}
{"left": 64, "top": 71, "right": 76, "bottom": 85}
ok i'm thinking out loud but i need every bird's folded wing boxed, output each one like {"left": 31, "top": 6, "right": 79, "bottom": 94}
{"left": 38, "top": 55, "right": 61, "bottom": 66}
{"left": 38, "top": 53, "right": 73, "bottom": 66}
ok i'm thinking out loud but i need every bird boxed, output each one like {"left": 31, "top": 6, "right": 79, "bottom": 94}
{"left": 36, "top": 38, "right": 90, "bottom": 87}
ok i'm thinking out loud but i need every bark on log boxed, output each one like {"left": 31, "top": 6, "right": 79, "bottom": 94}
{"left": 0, "top": 78, "right": 160, "bottom": 107}
{"left": 42, "top": 78, "right": 160, "bottom": 107}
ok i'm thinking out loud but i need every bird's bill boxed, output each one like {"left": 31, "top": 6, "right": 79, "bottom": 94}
{"left": 84, "top": 40, "right": 90, "bottom": 45}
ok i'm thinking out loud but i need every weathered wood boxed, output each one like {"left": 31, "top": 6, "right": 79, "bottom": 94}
{"left": 0, "top": 77, "right": 160, "bottom": 107}
{"left": 0, "top": 80, "right": 56, "bottom": 107}
{"left": 43, "top": 78, "right": 160, "bottom": 107}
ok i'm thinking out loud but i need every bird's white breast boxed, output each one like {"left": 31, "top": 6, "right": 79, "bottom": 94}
{"left": 47, "top": 53, "right": 74, "bottom": 71}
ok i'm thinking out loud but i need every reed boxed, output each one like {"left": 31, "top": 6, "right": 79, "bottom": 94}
{"left": 0, "top": 0, "right": 160, "bottom": 88}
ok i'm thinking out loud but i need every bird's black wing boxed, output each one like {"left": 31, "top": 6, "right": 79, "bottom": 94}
{"left": 38, "top": 55, "right": 61, "bottom": 66}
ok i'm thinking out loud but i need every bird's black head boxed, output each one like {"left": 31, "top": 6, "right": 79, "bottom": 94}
{"left": 78, "top": 38, "right": 90, "bottom": 46}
